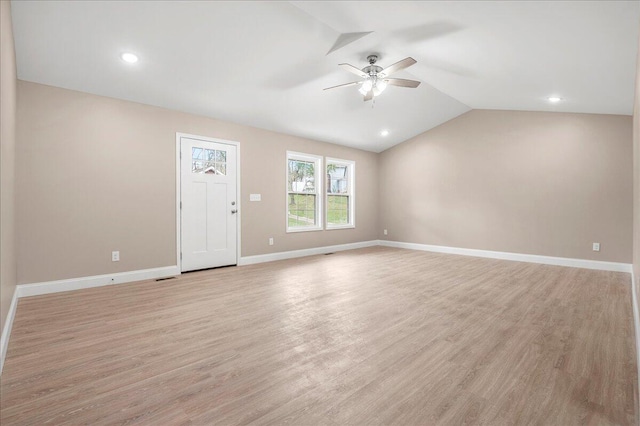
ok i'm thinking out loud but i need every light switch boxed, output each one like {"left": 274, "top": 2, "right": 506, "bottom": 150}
{"left": 250, "top": 194, "right": 261, "bottom": 201}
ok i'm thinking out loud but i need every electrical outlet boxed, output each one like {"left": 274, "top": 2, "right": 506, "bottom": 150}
{"left": 250, "top": 194, "right": 261, "bottom": 201}
{"left": 112, "top": 251, "right": 120, "bottom": 261}
{"left": 383, "top": 229, "right": 388, "bottom": 235}
{"left": 269, "top": 237, "right": 274, "bottom": 246}
{"left": 592, "top": 243, "right": 600, "bottom": 252}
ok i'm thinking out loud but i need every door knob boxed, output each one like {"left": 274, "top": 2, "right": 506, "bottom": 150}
{"left": 231, "top": 209, "right": 237, "bottom": 214}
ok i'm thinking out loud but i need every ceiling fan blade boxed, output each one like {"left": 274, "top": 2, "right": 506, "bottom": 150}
{"left": 363, "top": 90, "right": 374, "bottom": 102}
{"left": 323, "top": 81, "right": 362, "bottom": 91}
{"left": 384, "top": 78, "right": 421, "bottom": 88}
{"left": 339, "top": 63, "right": 368, "bottom": 78}
{"left": 378, "top": 57, "right": 417, "bottom": 78}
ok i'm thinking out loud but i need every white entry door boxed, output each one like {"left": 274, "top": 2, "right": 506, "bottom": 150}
{"left": 180, "top": 136, "right": 238, "bottom": 272}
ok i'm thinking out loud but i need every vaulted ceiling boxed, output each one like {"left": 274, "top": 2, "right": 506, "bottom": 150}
{"left": 10, "top": 1, "right": 640, "bottom": 152}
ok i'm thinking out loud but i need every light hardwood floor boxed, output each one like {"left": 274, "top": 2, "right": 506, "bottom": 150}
{"left": 0, "top": 247, "right": 637, "bottom": 425}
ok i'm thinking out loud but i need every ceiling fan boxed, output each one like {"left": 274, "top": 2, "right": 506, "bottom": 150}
{"left": 324, "top": 54, "right": 421, "bottom": 101}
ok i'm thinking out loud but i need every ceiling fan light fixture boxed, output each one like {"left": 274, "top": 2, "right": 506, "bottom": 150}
{"left": 359, "top": 78, "right": 373, "bottom": 95}
{"left": 373, "top": 80, "right": 387, "bottom": 96}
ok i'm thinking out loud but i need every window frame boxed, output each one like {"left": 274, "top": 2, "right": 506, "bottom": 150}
{"left": 325, "top": 157, "right": 355, "bottom": 230}
{"left": 286, "top": 151, "right": 323, "bottom": 233}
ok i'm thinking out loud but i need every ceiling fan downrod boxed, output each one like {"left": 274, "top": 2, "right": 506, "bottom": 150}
{"left": 363, "top": 55, "right": 383, "bottom": 77}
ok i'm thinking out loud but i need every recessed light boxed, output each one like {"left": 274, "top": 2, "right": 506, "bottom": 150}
{"left": 547, "top": 96, "right": 562, "bottom": 103}
{"left": 121, "top": 52, "right": 139, "bottom": 63}
{"left": 380, "top": 130, "right": 389, "bottom": 137}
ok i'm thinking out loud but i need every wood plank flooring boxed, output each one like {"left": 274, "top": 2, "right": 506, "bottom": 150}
{"left": 0, "top": 246, "right": 636, "bottom": 425}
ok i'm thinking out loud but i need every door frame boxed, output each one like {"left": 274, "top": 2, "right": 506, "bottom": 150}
{"left": 175, "top": 132, "right": 241, "bottom": 271}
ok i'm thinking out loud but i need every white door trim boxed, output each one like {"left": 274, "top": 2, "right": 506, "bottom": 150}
{"left": 176, "top": 132, "right": 241, "bottom": 271}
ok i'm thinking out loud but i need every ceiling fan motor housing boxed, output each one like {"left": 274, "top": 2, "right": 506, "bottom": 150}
{"left": 364, "top": 55, "right": 383, "bottom": 76}
{"left": 363, "top": 65, "right": 383, "bottom": 76}
{"left": 362, "top": 65, "right": 382, "bottom": 77}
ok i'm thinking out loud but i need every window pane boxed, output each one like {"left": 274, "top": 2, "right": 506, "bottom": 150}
{"left": 192, "top": 161, "right": 204, "bottom": 173}
{"left": 288, "top": 160, "right": 316, "bottom": 193}
{"left": 196, "top": 162, "right": 226, "bottom": 175}
{"left": 216, "top": 150, "right": 226, "bottom": 162}
{"left": 327, "top": 164, "right": 348, "bottom": 194}
{"left": 328, "top": 178, "right": 348, "bottom": 194}
{"left": 287, "top": 194, "right": 316, "bottom": 227}
{"left": 327, "top": 195, "right": 349, "bottom": 225}
{"left": 327, "top": 165, "right": 347, "bottom": 179}
{"left": 192, "top": 147, "right": 203, "bottom": 160}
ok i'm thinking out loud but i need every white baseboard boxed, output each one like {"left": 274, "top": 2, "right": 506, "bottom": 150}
{"left": 17, "top": 265, "right": 180, "bottom": 298}
{"left": 0, "top": 287, "right": 19, "bottom": 375}
{"left": 238, "top": 240, "right": 379, "bottom": 266}
{"left": 378, "top": 240, "right": 632, "bottom": 273}
{"left": 632, "top": 271, "right": 640, "bottom": 410}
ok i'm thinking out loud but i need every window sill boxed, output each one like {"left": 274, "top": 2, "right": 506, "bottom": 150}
{"left": 286, "top": 226, "right": 324, "bottom": 233}
{"left": 326, "top": 225, "right": 356, "bottom": 231}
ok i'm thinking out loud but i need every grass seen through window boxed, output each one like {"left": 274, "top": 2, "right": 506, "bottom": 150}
{"left": 287, "top": 194, "right": 348, "bottom": 227}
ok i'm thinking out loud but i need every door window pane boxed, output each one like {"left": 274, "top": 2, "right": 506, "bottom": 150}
{"left": 192, "top": 147, "right": 203, "bottom": 160}
{"left": 192, "top": 148, "right": 227, "bottom": 175}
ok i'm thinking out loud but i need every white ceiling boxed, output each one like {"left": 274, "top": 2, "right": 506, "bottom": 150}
{"left": 10, "top": 1, "right": 640, "bottom": 152}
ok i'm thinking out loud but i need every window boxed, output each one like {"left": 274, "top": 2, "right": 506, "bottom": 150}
{"left": 192, "top": 147, "right": 226, "bottom": 175}
{"left": 326, "top": 158, "right": 355, "bottom": 229}
{"left": 287, "top": 152, "right": 322, "bottom": 232}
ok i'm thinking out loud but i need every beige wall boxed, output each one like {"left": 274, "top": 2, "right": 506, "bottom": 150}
{"left": 1, "top": 0, "right": 17, "bottom": 332}
{"left": 379, "top": 109, "right": 633, "bottom": 263}
{"left": 13, "top": 81, "right": 637, "bottom": 284}
{"left": 16, "top": 81, "right": 379, "bottom": 284}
